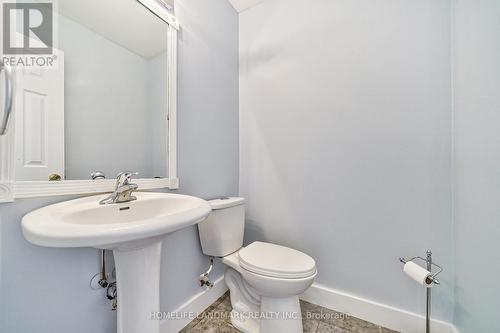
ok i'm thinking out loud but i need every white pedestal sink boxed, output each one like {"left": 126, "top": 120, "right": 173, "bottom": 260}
{"left": 22, "top": 192, "right": 211, "bottom": 333}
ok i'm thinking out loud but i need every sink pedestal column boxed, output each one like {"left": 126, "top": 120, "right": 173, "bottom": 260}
{"left": 113, "top": 241, "right": 162, "bottom": 333}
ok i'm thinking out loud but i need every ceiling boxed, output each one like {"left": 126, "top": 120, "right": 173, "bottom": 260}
{"left": 45, "top": 0, "right": 261, "bottom": 57}
{"left": 228, "top": 0, "right": 265, "bottom": 13}
{"left": 59, "top": 0, "right": 169, "bottom": 59}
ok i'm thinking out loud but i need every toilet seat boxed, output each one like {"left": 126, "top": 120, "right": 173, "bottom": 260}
{"left": 238, "top": 242, "right": 316, "bottom": 279}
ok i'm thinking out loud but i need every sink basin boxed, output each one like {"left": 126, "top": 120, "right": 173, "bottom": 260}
{"left": 22, "top": 192, "right": 211, "bottom": 249}
{"left": 22, "top": 192, "right": 211, "bottom": 333}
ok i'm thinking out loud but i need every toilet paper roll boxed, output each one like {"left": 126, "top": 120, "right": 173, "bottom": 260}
{"left": 403, "top": 261, "right": 433, "bottom": 288}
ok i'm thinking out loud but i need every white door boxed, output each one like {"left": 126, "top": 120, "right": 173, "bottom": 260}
{"left": 14, "top": 51, "right": 64, "bottom": 181}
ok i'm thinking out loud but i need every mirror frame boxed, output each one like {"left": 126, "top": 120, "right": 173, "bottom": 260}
{"left": 0, "top": 0, "right": 179, "bottom": 202}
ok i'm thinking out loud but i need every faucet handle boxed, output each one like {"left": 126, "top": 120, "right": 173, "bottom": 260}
{"left": 115, "top": 171, "right": 139, "bottom": 187}
{"left": 91, "top": 171, "right": 106, "bottom": 180}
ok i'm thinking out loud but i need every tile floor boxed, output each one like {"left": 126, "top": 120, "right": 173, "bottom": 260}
{"left": 180, "top": 292, "right": 399, "bottom": 333}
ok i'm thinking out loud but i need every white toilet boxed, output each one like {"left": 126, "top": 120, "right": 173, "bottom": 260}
{"left": 198, "top": 197, "right": 317, "bottom": 333}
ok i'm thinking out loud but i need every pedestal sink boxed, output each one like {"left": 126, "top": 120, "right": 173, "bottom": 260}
{"left": 22, "top": 192, "right": 211, "bottom": 333}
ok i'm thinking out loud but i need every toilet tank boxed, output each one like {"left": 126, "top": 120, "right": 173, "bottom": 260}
{"left": 198, "top": 197, "right": 245, "bottom": 257}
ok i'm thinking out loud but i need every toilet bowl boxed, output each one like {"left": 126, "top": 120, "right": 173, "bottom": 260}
{"left": 197, "top": 198, "right": 317, "bottom": 333}
{"left": 222, "top": 242, "right": 316, "bottom": 333}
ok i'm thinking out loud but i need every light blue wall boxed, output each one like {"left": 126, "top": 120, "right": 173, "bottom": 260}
{"left": 160, "top": 0, "right": 239, "bottom": 312}
{"left": 0, "top": 0, "right": 239, "bottom": 332}
{"left": 239, "top": 0, "right": 454, "bottom": 321}
{"left": 0, "top": 196, "right": 117, "bottom": 333}
{"left": 453, "top": 0, "right": 500, "bottom": 331}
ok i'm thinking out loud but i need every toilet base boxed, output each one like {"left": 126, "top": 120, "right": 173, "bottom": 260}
{"left": 224, "top": 268, "right": 303, "bottom": 333}
{"left": 225, "top": 268, "right": 260, "bottom": 333}
{"left": 260, "top": 296, "right": 303, "bottom": 333}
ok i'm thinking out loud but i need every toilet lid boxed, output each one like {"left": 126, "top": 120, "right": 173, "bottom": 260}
{"left": 238, "top": 242, "right": 316, "bottom": 279}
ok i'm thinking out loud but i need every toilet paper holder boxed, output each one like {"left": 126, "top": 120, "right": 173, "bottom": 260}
{"left": 399, "top": 250, "right": 443, "bottom": 333}
{"left": 399, "top": 253, "right": 443, "bottom": 285}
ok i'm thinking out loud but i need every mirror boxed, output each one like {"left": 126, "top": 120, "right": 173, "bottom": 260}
{"left": 12, "top": 0, "right": 170, "bottom": 181}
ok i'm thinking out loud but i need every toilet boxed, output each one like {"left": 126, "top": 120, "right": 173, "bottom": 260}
{"left": 197, "top": 197, "right": 317, "bottom": 333}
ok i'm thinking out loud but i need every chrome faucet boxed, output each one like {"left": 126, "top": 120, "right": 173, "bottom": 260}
{"left": 99, "top": 172, "right": 139, "bottom": 205}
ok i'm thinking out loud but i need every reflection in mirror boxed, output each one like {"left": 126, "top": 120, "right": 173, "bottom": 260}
{"left": 13, "top": 0, "right": 169, "bottom": 181}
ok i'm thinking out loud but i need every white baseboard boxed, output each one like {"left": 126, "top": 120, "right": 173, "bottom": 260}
{"left": 160, "top": 276, "right": 228, "bottom": 333}
{"left": 159, "top": 279, "right": 460, "bottom": 333}
{"left": 301, "top": 283, "right": 459, "bottom": 333}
